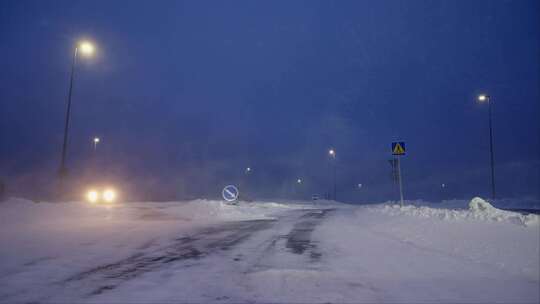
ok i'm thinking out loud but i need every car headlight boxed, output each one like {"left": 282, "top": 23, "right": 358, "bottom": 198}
{"left": 102, "top": 188, "right": 116, "bottom": 203}
{"left": 86, "top": 190, "right": 99, "bottom": 203}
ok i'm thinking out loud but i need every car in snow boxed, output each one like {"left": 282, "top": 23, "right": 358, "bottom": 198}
{"left": 84, "top": 186, "right": 118, "bottom": 204}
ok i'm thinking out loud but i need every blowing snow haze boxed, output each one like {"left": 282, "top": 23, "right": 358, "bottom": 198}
{"left": 1, "top": 1, "right": 539, "bottom": 202}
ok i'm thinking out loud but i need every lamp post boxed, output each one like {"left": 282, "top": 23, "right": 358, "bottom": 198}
{"left": 93, "top": 137, "right": 100, "bottom": 152}
{"left": 240, "top": 167, "right": 252, "bottom": 200}
{"left": 477, "top": 94, "right": 496, "bottom": 199}
{"left": 328, "top": 149, "right": 336, "bottom": 200}
{"left": 58, "top": 40, "right": 95, "bottom": 177}
{"left": 292, "top": 178, "right": 303, "bottom": 198}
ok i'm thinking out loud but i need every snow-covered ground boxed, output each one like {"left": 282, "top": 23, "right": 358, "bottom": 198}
{"left": 0, "top": 197, "right": 538, "bottom": 303}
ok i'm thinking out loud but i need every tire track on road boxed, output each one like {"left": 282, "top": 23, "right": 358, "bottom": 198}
{"left": 242, "top": 208, "right": 336, "bottom": 275}
{"left": 285, "top": 208, "right": 335, "bottom": 260}
{"left": 63, "top": 219, "right": 276, "bottom": 297}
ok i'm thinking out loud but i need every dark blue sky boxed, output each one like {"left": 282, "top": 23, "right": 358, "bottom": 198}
{"left": 1, "top": 0, "right": 539, "bottom": 202}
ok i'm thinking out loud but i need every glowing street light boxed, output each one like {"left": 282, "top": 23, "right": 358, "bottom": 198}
{"left": 297, "top": 178, "right": 302, "bottom": 184}
{"left": 476, "top": 93, "right": 496, "bottom": 199}
{"left": 59, "top": 40, "right": 97, "bottom": 177}
{"left": 79, "top": 41, "right": 95, "bottom": 56}
{"left": 245, "top": 167, "right": 252, "bottom": 174}
{"left": 328, "top": 149, "right": 336, "bottom": 158}
{"left": 477, "top": 94, "right": 488, "bottom": 103}
{"left": 93, "top": 137, "right": 100, "bottom": 151}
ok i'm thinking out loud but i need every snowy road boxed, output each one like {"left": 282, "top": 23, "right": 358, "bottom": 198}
{"left": 64, "top": 219, "right": 278, "bottom": 296}
{"left": 0, "top": 205, "right": 337, "bottom": 303}
{"left": 1, "top": 198, "right": 538, "bottom": 303}
{"left": 65, "top": 209, "right": 335, "bottom": 298}
{"left": 82, "top": 208, "right": 336, "bottom": 302}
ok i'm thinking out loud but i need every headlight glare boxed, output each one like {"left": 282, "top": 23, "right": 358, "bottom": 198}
{"left": 86, "top": 190, "right": 99, "bottom": 203}
{"left": 102, "top": 189, "right": 116, "bottom": 203}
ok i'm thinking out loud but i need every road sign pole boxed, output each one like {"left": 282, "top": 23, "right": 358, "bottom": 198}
{"left": 391, "top": 141, "right": 405, "bottom": 207}
{"left": 397, "top": 156, "right": 404, "bottom": 207}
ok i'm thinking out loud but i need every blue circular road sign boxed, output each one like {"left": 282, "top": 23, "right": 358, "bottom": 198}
{"left": 222, "top": 185, "right": 239, "bottom": 202}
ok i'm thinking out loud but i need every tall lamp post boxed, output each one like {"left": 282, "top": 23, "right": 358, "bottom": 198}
{"left": 58, "top": 41, "right": 95, "bottom": 177}
{"left": 477, "top": 94, "right": 496, "bottom": 199}
{"left": 294, "top": 178, "right": 303, "bottom": 198}
{"left": 93, "top": 137, "right": 100, "bottom": 152}
{"left": 328, "top": 149, "right": 336, "bottom": 200}
{"left": 241, "top": 167, "right": 252, "bottom": 200}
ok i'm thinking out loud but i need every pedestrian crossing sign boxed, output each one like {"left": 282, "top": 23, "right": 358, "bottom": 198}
{"left": 392, "top": 142, "right": 405, "bottom": 155}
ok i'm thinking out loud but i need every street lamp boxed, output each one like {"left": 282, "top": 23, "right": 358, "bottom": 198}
{"left": 328, "top": 149, "right": 335, "bottom": 158}
{"left": 297, "top": 178, "right": 302, "bottom": 184}
{"left": 79, "top": 41, "right": 95, "bottom": 55}
{"left": 93, "top": 137, "right": 100, "bottom": 151}
{"left": 477, "top": 94, "right": 496, "bottom": 199}
{"left": 58, "top": 40, "right": 96, "bottom": 177}
{"left": 328, "top": 148, "right": 336, "bottom": 200}
{"left": 245, "top": 167, "right": 252, "bottom": 174}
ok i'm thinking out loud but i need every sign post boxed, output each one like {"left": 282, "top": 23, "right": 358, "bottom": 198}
{"left": 391, "top": 142, "right": 406, "bottom": 207}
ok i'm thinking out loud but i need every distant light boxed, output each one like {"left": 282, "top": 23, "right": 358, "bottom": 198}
{"left": 297, "top": 178, "right": 302, "bottom": 184}
{"left": 328, "top": 149, "right": 335, "bottom": 157}
{"left": 93, "top": 137, "right": 100, "bottom": 143}
{"left": 102, "top": 189, "right": 116, "bottom": 203}
{"left": 441, "top": 183, "right": 446, "bottom": 188}
{"left": 357, "top": 183, "right": 363, "bottom": 189}
{"left": 86, "top": 190, "right": 99, "bottom": 203}
{"left": 79, "top": 41, "right": 95, "bottom": 56}
{"left": 477, "top": 94, "right": 489, "bottom": 103}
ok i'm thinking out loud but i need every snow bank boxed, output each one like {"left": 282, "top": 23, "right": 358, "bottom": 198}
{"left": 402, "top": 197, "right": 540, "bottom": 210}
{"left": 135, "top": 199, "right": 307, "bottom": 221}
{"left": 371, "top": 197, "right": 539, "bottom": 227}
{"left": 0, "top": 197, "right": 304, "bottom": 225}
{"left": 314, "top": 200, "right": 540, "bottom": 303}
